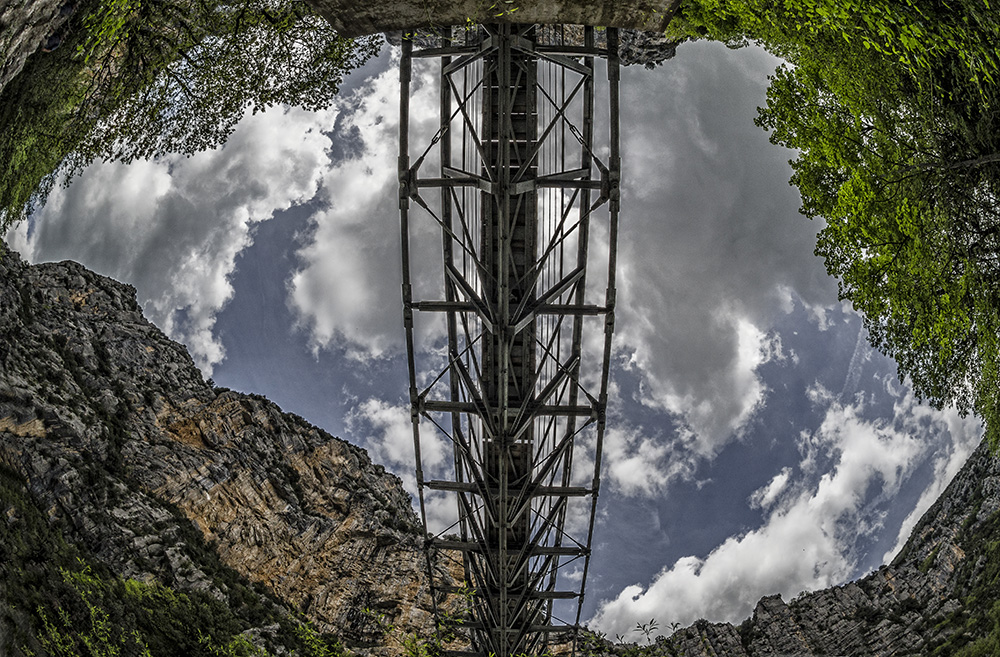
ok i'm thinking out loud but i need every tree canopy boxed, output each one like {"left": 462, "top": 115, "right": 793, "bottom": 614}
{"left": 667, "top": 0, "right": 1000, "bottom": 447}
{"left": 0, "top": 0, "right": 379, "bottom": 231}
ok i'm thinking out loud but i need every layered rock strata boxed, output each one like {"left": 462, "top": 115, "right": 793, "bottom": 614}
{"left": 0, "top": 242, "right": 448, "bottom": 652}
{"left": 2, "top": 240, "right": 999, "bottom": 656}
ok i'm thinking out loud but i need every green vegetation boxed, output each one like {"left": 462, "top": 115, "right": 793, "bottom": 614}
{"left": 953, "top": 601, "right": 1000, "bottom": 657}
{"left": 0, "top": 0, "right": 380, "bottom": 232}
{"left": 923, "top": 481, "right": 1000, "bottom": 655}
{"left": 0, "top": 11, "right": 90, "bottom": 237}
{"left": 920, "top": 544, "right": 942, "bottom": 573}
{"left": 0, "top": 463, "right": 346, "bottom": 656}
{"left": 666, "top": 0, "right": 1000, "bottom": 449}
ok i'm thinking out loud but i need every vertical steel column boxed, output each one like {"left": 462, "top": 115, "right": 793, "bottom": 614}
{"left": 399, "top": 25, "right": 621, "bottom": 657}
{"left": 478, "top": 24, "right": 539, "bottom": 657}
{"left": 400, "top": 34, "right": 447, "bottom": 643}
{"left": 574, "top": 26, "right": 619, "bottom": 637}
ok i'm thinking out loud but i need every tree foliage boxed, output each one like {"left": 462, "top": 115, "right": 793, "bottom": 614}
{"left": 0, "top": 0, "right": 379, "bottom": 231}
{"left": 71, "top": 0, "right": 380, "bottom": 165}
{"left": 668, "top": 0, "right": 1000, "bottom": 447}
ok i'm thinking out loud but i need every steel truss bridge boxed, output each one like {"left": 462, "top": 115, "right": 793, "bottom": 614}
{"left": 398, "top": 23, "right": 621, "bottom": 657}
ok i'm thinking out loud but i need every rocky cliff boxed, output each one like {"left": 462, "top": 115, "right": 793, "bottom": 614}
{"left": 2, "top": 241, "right": 999, "bottom": 657}
{"left": 0, "top": 241, "right": 454, "bottom": 655}
{"left": 584, "top": 442, "right": 1000, "bottom": 657}
{"left": 0, "top": 0, "right": 75, "bottom": 95}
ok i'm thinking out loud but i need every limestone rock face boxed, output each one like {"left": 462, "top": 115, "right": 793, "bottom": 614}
{"left": 3, "top": 239, "right": 999, "bottom": 656}
{"left": 0, "top": 0, "right": 73, "bottom": 94}
{"left": 0, "top": 242, "right": 443, "bottom": 652}
{"left": 618, "top": 30, "right": 679, "bottom": 69}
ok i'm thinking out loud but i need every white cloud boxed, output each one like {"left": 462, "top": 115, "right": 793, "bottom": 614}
{"left": 422, "top": 489, "right": 461, "bottom": 537}
{"left": 12, "top": 105, "right": 337, "bottom": 375}
{"left": 613, "top": 41, "right": 838, "bottom": 460}
{"left": 347, "top": 396, "right": 456, "bottom": 534}
{"left": 603, "top": 424, "right": 692, "bottom": 497}
{"left": 882, "top": 401, "right": 983, "bottom": 563}
{"left": 624, "top": 315, "right": 784, "bottom": 459}
{"left": 589, "top": 383, "right": 964, "bottom": 636}
{"left": 289, "top": 49, "right": 444, "bottom": 360}
{"left": 350, "top": 397, "right": 447, "bottom": 471}
{"left": 749, "top": 467, "right": 792, "bottom": 510}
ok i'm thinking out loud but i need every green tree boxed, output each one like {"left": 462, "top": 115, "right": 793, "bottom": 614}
{"left": 669, "top": 0, "right": 1000, "bottom": 447}
{"left": 0, "top": 0, "right": 379, "bottom": 231}
{"left": 71, "top": 0, "right": 380, "bottom": 165}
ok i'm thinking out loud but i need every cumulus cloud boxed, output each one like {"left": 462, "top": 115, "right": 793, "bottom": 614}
{"left": 351, "top": 396, "right": 447, "bottom": 471}
{"left": 289, "top": 50, "right": 445, "bottom": 359}
{"left": 347, "top": 396, "right": 456, "bottom": 534}
{"left": 11, "top": 105, "right": 337, "bottom": 374}
{"left": 614, "top": 41, "right": 837, "bottom": 457}
{"left": 749, "top": 467, "right": 792, "bottom": 510}
{"left": 589, "top": 382, "right": 966, "bottom": 635}
{"left": 882, "top": 402, "right": 983, "bottom": 563}
{"left": 603, "top": 424, "right": 693, "bottom": 497}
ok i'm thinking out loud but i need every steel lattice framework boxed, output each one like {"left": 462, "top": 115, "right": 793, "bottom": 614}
{"left": 398, "top": 23, "right": 620, "bottom": 657}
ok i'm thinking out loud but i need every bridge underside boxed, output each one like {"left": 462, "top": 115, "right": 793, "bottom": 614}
{"left": 306, "top": 0, "right": 678, "bottom": 37}
{"left": 399, "top": 24, "right": 620, "bottom": 656}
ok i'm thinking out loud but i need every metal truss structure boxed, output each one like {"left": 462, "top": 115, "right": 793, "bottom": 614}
{"left": 398, "top": 23, "right": 621, "bottom": 657}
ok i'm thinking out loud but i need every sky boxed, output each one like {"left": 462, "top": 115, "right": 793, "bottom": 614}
{"left": 5, "top": 37, "right": 985, "bottom": 639}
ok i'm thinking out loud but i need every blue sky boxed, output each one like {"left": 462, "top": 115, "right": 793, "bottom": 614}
{"left": 6, "top": 38, "right": 984, "bottom": 638}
